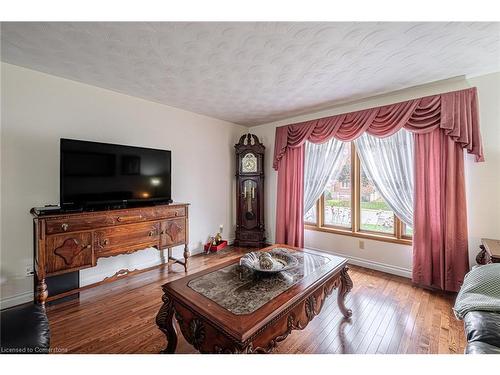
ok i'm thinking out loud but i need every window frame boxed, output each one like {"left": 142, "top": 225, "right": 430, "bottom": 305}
{"left": 305, "top": 143, "right": 412, "bottom": 245}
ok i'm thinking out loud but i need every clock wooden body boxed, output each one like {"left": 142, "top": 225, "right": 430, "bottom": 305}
{"left": 234, "top": 134, "right": 266, "bottom": 247}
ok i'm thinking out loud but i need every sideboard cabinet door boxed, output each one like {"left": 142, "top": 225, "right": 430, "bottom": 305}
{"left": 46, "top": 232, "right": 94, "bottom": 275}
{"left": 161, "top": 218, "right": 186, "bottom": 248}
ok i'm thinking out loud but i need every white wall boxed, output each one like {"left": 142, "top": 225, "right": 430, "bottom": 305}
{"left": 0, "top": 63, "right": 246, "bottom": 308}
{"left": 249, "top": 74, "right": 500, "bottom": 278}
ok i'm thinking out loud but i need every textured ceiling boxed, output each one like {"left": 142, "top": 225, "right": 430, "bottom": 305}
{"left": 2, "top": 22, "right": 500, "bottom": 126}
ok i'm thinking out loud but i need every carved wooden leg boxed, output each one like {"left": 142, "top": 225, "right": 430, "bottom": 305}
{"left": 183, "top": 244, "right": 190, "bottom": 272}
{"left": 36, "top": 278, "right": 48, "bottom": 308}
{"left": 156, "top": 294, "right": 178, "bottom": 353}
{"left": 337, "top": 267, "right": 353, "bottom": 318}
{"left": 476, "top": 245, "right": 487, "bottom": 265}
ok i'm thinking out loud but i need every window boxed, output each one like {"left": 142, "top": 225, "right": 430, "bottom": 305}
{"left": 306, "top": 143, "right": 412, "bottom": 244}
{"left": 403, "top": 224, "right": 413, "bottom": 238}
{"left": 360, "top": 164, "right": 394, "bottom": 234}
{"left": 304, "top": 204, "right": 317, "bottom": 225}
{"left": 323, "top": 146, "right": 351, "bottom": 228}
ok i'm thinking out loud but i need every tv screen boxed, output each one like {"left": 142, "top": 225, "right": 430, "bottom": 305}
{"left": 60, "top": 139, "right": 172, "bottom": 208}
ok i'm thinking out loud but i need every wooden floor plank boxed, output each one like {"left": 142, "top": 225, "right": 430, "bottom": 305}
{"left": 46, "top": 246, "right": 466, "bottom": 354}
{"left": 365, "top": 280, "right": 404, "bottom": 354}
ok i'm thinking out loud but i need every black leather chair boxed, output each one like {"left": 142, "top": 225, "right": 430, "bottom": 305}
{"left": 0, "top": 303, "right": 50, "bottom": 354}
{"left": 464, "top": 310, "right": 500, "bottom": 354}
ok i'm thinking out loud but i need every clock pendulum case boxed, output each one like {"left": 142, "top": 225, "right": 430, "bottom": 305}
{"left": 234, "top": 133, "right": 266, "bottom": 247}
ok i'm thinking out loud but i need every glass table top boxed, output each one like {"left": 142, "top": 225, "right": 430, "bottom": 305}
{"left": 187, "top": 248, "right": 332, "bottom": 315}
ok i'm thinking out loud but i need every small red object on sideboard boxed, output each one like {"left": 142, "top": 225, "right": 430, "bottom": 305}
{"left": 204, "top": 240, "right": 228, "bottom": 253}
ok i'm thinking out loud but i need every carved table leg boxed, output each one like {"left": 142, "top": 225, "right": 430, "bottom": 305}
{"left": 337, "top": 266, "right": 353, "bottom": 318}
{"left": 156, "top": 294, "right": 178, "bottom": 353}
{"left": 476, "top": 245, "right": 487, "bottom": 265}
{"left": 183, "top": 244, "right": 190, "bottom": 272}
{"left": 36, "top": 278, "right": 48, "bottom": 308}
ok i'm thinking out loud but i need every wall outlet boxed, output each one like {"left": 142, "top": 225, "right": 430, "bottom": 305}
{"left": 359, "top": 240, "right": 365, "bottom": 250}
{"left": 25, "top": 264, "right": 34, "bottom": 277}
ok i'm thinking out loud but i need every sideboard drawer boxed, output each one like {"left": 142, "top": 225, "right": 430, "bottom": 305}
{"left": 95, "top": 222, "right": 161, "bottom": 257}
{"left": 46, "top": 215, "right": 115, "bottom": 235}
{"left": 46, "top": 232, "right": 94, "bottom": 275}
{"left": 155, "top": 206, "right": 186, "bottom": 219}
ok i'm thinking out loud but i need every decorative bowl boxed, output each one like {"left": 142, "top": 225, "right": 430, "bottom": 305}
{"left": 239, "top": 250, "right": 299, "bottom": 273}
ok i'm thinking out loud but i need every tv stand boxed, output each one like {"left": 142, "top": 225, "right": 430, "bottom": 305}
{"left": 31, "top": 203, "right": 190, "bottom": 306}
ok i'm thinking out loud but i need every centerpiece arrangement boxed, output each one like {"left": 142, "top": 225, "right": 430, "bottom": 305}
{"left": 239, "top": 249, "right": 298, "bottom": 273}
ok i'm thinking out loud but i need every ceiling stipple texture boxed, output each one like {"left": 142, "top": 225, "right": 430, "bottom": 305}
{"left": 2, "top": 22, "right": 499, "bottom": 126}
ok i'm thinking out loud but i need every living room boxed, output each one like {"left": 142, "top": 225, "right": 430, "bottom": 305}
{"left": 1, "top": 1, "right": 500, "bottom": 373}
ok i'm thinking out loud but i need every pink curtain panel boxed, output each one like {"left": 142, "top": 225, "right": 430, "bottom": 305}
{"left": 272, "top": 87, "right": 482, "bottom": 292}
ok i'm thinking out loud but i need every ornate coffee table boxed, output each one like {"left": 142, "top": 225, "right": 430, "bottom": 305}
{"left": 156, "top": 245, "right": 353, "bottom": 353}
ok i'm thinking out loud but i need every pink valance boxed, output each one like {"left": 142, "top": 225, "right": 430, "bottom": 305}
{"left": 273, "top": 87, "right": 483, "bottom": 170}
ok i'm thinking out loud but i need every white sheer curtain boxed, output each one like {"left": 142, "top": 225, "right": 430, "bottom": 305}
{"left": 354, "top": 129, "right": 414, "bottom": 226}
{"left": 304, "top": 139, "right": 346, "bottom": 214}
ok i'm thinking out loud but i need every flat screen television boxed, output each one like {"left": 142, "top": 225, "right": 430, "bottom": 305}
{"left": 60, "top": 139, "right": 172, "bottom": 209}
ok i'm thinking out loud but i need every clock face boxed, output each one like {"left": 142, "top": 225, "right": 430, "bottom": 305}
{"left": 242, "top": 153, "right": 257, "bottom": 173}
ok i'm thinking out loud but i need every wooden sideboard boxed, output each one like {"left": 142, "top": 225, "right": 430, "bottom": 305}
{"left": 31, "top": 203, "right": 190, "bottom": 306}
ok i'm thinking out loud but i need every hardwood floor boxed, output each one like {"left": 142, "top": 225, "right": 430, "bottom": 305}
{"left": 46, "top": 247, "right": 465, "bottom": 354}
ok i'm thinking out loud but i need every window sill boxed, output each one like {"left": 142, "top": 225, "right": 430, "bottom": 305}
{"left": 304, "top": 225, "right": 412, "bottom": 246}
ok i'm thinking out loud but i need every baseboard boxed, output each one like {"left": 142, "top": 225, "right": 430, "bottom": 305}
{"left": 305, "top": 246, "right": 412, "bottom": 279}
{"left": 0, "top": 291, "right": 33, "bottom": 310}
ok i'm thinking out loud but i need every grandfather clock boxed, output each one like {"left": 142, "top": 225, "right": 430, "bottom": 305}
{"left": 234, "top": 134, "right": 266, "bottom": 247}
